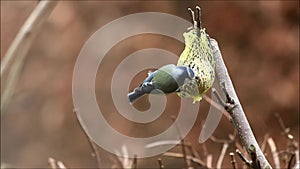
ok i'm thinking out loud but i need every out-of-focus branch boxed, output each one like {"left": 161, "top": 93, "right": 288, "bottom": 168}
{"left": 1, "top": 1, "right": 57, "bottom": 114}
{"left": 210, "top": 38, "right": 272, "bottom": 169}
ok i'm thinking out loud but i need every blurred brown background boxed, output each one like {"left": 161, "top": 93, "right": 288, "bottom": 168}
{"left": 1, "top": 1, "right": 299, "bottom": 168}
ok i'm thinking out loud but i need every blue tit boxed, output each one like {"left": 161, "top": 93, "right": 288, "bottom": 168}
{"left": 128, "top": 64, "right": 195, "bottom": 103}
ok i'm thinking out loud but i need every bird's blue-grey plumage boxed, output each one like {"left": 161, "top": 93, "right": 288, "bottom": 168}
{"left": 128, "top": 64, "right": 194, "bottom": 103}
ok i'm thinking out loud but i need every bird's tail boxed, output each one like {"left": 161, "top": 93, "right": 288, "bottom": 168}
{"left": 128, "top": 91, "right": 145, "bottom": 104}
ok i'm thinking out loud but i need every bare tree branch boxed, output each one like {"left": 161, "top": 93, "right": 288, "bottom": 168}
{"left": 210, "top": 38, "right": 272, "bottom": 168}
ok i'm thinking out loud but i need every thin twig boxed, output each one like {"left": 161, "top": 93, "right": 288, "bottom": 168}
{"left": 212, "top": 83, "right": 236, "bottom": 113}
{"left": 48, "top": 157, "right": 68, "bottom": 169}
{"left": 48, "top": 157, "right": 57, "bottom": 169}
{"left": 275, "top": 113, "right": 299, "bottom": 168}
{"left": 295, "top": 150, "right": 299, "bottom": 168}
{"left": 1, "top": 0, "right": 56, "bottom": 75}
{"left": 229, "top": 129, "right": 238, "bottom": 140}
{"left": 210, "top": 135, "right": 233, "bottom": 144}
{"left": 234, "top": 142, "right": 245, "bottom": 156}
{"left": 186, "top": 142, "right": 201, "bottom": 161}
{"left": 287, "top": 153, "right": 295, "bottom": 169}
{"left": 229, "top": 152, "right": 238, "bottom": 169}
{"left": 293, "top": 160, "right": 300, "bottom": 169}
{"left": 56, "top": 160, "right": 67, "bottom": 169}
{"left": 116, "top": 145, "right": 131, "bottom": 168}
{"left": 186, "top": 142, "right": 207, "bottom": 168}
{"left": 210, "top": 89, "right": 227, "bottom": 110}
{"left": 216, "top": 143, "right": 228, "bottom": 169}
{"left": 158, "top": 158, "right": 164, "bottom": 169}
{"left": 170, "top": 116, "right": 190, "bottom": 168}
{"left": 210, "top": 38, "right": 272, "bottom": 168}
{"left": 206, "top": 154, "right": 213, "bottom": 169}
{"left": 248, "top": 144, "right": 261, "bottom": 169}
{"left": 236, "top": 149, "right": 251, "bottom": 167}
{"left": 110, "top": 156, "right": 124, "bottom": 169}
{"left": 163, "top": 152, "right": 207, "bottom": 167}
{"left": 275, "top": 113, "right": 288, "bottom": 136}
{"left": 146, "top": 139, "right": 207, "bottom": 168}
{"left": 1, "top": 0, "right": 57, "bottom": 114}
{"left": 74, "top": 109, "right": 102, "bottom": 168}
{"left": 209, "top": 134, "right": 233, "bottom": 169}
{"left": 261, "top": 134, "right": 270, "bottom": 154}
{"left": 267, "top": 138, "right": 280, "bottom": 169}
{"left": 201, "top": 138, "right": 208, "bottom": 160}
{"left": 131, "top": 155, "right": 137, "bottom": 169}
{"left": 88, "top": 138, "right": 102, "bottom": 168}
{"left": 203, "top": 94, "right": 232, "bottom": 121}
{"left": 181, "top": 139, "right": 190, "bottom": 169}
{"left": 145, "top": 140, "right": 181, "bottom": 148}
{"left": 171, "top": 115, "right": 183, "bottom": 139}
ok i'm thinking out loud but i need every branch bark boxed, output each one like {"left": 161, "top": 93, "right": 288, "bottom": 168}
{"left": 210, "top": 38, "right": 272, "bottom": 169}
